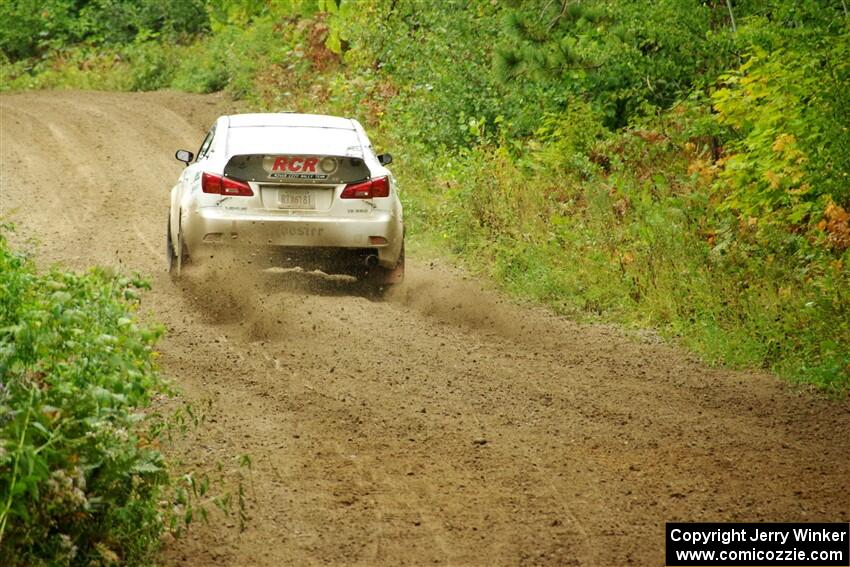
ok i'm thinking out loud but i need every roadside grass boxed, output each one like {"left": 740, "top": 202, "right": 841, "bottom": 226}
{"left": 395, "top": 122, "right": 850, "bottom": 394}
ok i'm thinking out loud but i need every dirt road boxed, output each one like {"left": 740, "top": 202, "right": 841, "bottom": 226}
{"left": 1, "top": 91, "right": 848, "bottom": 566}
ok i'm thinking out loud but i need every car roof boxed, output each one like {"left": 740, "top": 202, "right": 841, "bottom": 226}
{"left": 226, "top": 113, "right": 355, "bottom": 130}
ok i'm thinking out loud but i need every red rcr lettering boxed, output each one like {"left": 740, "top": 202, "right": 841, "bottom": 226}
{"left": 272, "top": 156, "right": 318, "bottom": 173}
{"left": 302, "top": 157, "right": 318, "bottom": 172}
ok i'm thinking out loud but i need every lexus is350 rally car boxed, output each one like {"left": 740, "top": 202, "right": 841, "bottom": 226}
{"left": 167, "top": 113, "right": 404, "bottom": 288}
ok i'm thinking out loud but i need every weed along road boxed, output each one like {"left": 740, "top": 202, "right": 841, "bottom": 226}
{"left": 2, "top": 91, "right": 850, "bottom": 566}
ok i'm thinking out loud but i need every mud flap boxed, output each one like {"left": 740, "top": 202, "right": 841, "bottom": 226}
{"left": 383, "top": 258, "right": 404, "bottom": 284}
{"left": 382, "top": 242, "right": 405, "bottom": 284}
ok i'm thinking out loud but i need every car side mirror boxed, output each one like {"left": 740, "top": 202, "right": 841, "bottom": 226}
{"left": 175, "top": 149, "right": 194, "bottom": 165}
{"left": 377, "top": 153, "right": 393, "bottom": 166}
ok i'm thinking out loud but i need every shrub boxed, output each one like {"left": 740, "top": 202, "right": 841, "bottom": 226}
{"left": 0, "top": 0, "right": 209, "bottom": 61}
{"left": 713, "top": 24, "right": 850, "bottom": 229}
{"left": 125, "top": 40, "right": 178, "bottom": 91}
{"left": 0, "top": 231, "right": 170, "bottom": 565}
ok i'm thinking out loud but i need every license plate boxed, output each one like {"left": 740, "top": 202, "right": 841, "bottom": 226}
{"left": 278, "top": 190, "right": 315, "bottom": 209}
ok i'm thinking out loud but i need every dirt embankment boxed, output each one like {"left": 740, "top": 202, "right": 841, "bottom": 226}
{"left": 1, "top": 90, "right": 848, "bottom": 566}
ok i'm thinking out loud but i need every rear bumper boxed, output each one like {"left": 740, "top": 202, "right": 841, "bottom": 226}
{"left": 183, "top": 206, "right": 403, "bottom": 268}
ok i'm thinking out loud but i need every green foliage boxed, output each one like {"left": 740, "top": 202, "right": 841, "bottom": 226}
{"left": 333, "top": 0, "right": 505, "bottom": 149}
{"left": 125, "top": 40, "right": 179, "bottom": 91}
{"left": 0, "top": 1, "right": 78, "bottom": 60}
{"left": 495, "top": 0, "right": 739, "bottom": 129}
{"left": 713, "top": 21, "right": 850, "bottom": 227}
{"left": 76, "top": 0, "right": 210, "bottom": 45}
{"left": 0, "top": 0, "right": 208, "bottom": 60}
{"left": 0, "top": 231, "right": 170, "bottom": 565}
{"left": 172, "top": 18, "right": 297, "bottom": 98}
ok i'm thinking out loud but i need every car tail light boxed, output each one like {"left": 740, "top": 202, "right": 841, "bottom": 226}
{"left": 202, "top": 172, "right": 254, "bottom": 197}
{"left": 341, "top": 176, "right": 390, "bottom": 199}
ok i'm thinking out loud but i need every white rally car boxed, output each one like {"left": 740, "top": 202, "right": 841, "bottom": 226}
{"left": 168, "top": 113, "right": 404, "bottom": 288}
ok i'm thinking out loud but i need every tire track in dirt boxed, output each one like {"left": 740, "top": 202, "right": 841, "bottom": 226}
{"left": 1, "top": 90, "right": 849, "bottom": 567}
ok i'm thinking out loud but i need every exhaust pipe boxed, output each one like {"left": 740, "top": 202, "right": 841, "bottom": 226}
{"left": 364, "top": 254, "right": 379, "bottom": 268}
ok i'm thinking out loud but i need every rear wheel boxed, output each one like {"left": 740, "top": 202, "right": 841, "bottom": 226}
{"left": 166, "top": 212, "right": 189, "bottom": 279}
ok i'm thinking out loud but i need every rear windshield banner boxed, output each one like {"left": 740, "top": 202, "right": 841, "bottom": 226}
{"left": 224, "top": 154, "right": 370, "bottom": 184}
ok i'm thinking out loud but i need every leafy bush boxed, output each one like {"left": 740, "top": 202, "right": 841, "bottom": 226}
{"left": 0, "top": 0, "right": 208, "bottom": 61}
{"left": 0, "top": 1, "right": 78, "bottom": 60}
{"left": 0, "top": 231, "right": 170, "bottom": 565}
{"left": 125, "top": 40, "right": 179, "bottom": 91}
{"left": 713, "top": 22, "right": 850, "bottom": 228}
{"left": 495, "top": 0, "right": 738, "bottom": 129}
{"left": 172, "top": 19, "right": 297, "bottom": 97}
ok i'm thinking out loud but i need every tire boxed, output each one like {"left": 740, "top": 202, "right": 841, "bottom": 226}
{"left": 166, "top": 213, "right": 176, "bottom": 273}
{"left": 166, "top": 212, "right": 189, "bottom": 279}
